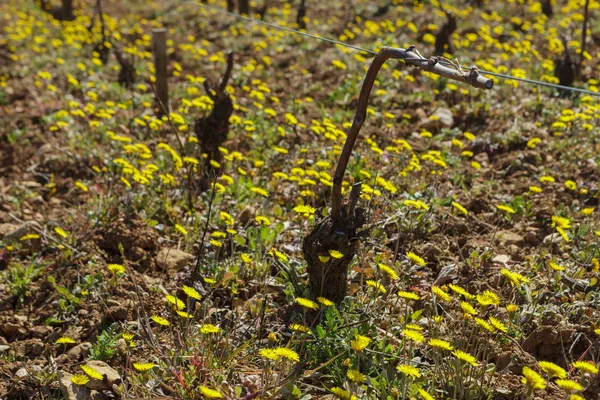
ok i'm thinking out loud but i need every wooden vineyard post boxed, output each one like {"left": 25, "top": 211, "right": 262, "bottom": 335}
{"left": 152, "top": 28, "right": 169, "bottom": 117}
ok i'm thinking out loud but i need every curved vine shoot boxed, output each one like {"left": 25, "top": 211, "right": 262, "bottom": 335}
{"left": 303, "top": 45, "right": 493, "bottom": 304}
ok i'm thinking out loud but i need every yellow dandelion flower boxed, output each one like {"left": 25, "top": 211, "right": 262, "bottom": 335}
{"left": 521, "top": 366, "right": 546, "bottom": 390}
{"left": 489, "top": 317, "right": 508, "bottom": 333}
{"left": 501, "top": 268, "right": 530, "bottom": 286}
{"left": 474, "top": 318, "right": 495, "bottom": 333}
{"left": 81, "top": 365, "right": 103, "bottom": 380}
{"left": 175, "top": 224, "right": 188, "bottom": 236}
{"left": 447, "top": 283, "right": 474, "bottom": 299}
{"left": 571, "top": 361, "right": 598, "bottom": 375}
{"left": 461, "top": 301, "right": 477, "bottom": 315}
{"left": 402, "top": 329, "right": 425, "bottom": 343}
{"left": 330, "top": 387, "right": 357, "bottom": 400}
{"left": 293, "top": 204, "right": 317, "bottom": 216}
{"left": 529, "top": 186, "right": 543, "bottom": 193}
{"left": 54, "top": 227, "right": 68, "bottom": 238}
{"left": 259, "top": 348, "right": 279, "bottom": 360}
{"left": 328, "top": 249, "right": 344, "bottom": 259}
{"left": 452, "top": 349, "right": 479, "bottom": 366}
{"left": 537, "top": 361, "right": 567, "bottom": 379}
{"left": 418, "top": 389, "right": 435, "bottom": 400}
{"left": 75, "top": 181, "right": 89, "bottom": 192}
{"left": 255, "top": 215, "right": 271, "bottom": 225}
{"left": 476, "top": 290, "right": 500, "bottom": 306}
{"left": 452, "top": 202, "right": 468, "bottom": 216}
{"left": 165, "top": 295, "right": 185, "bottom": 310}
{"left": 71, "top": 374, "right": 89, "bottom": 385}
{"left": 432, "top": 286, "right": 451, "bottom": 302}
{"left": 347, "top": 369, "right": 366, "bottom": 382}
{"left": 581, "top": 207, "right": 594, "bottom": 216}
{"left": 552, "top": 215, "right": 571, "bottom": 229}
{"left": 274, "top": 347, "right": 300, "bottom": 362}
{"left": 219, "top": 211, "right": 235, "bottom": 225}
{"left": 290, "top": 324, "right": 311, "bottom": 334}
{"left": 497, "top": 204, "right": 516, "bottom": 214}
{"left": 199, "top": 386, "right": 223, "bottom": 398}
{"left": 317, "top": 297, "right": 334, "bottom": 306}
{"left": 250, "top": 187, "right": 269, "bottom": 197}
{"left": 150, "top": 315, "right": 170, "bottom": 326}
{"left": 428, "top": 338, "right": 453, "bottom": 351}
{"left": 133, "top": 362, "right": 155, "bottom": 372}
{"left": 506, "top": 304, "right": 518, "bottom": 314}
{"left": 182, "top": 285, "right": 202, "bottom": 301}
{"left": 177, "top": 310, "right": 192, "bottom": 318}
{"left": 378, "top": 263, "right": 399, "bottom": 280}
{"left": 296, "top": 297, "right": 319, "bottom": 310}
{"left": 564, "top": 180, "right": 577, "bottom": 191}
{"left": 350, "top": 334, "right": 371, "bottom": 352}
{"left": 319, "top": 255, "right": 330, "bottom": 263}
{"left": 20, "top": 233, "right": 40, "bottom": 241}
{"left": 56, "top": 337, "right": 76, "bottom": 344}
{"left": 398, "top": 291, "right": 420, "bottom": 301}
{"left": 107, "top": 264, "right": 125, "bottom": 274}
{"left": 366, "top": 280, "right": 387, "bottom": 294}
{"left": 406, "top": 251, "right": 426, "bottom": 266}
{"left": 549, "top": 262, "right": 565, "bottom": 271}
{"left": 397, "top": 364, "right": 421, "bottom": 378}
{"left": 556, "top": 227, "right": 569, "bottom": 242}
{"left": 555, "top": 379, "right": 583, "bottom": 392}
{"left": 199, "top": 324, "right": 220, "bottom": 334}
{"left": 540, "top": 175, "right": 555, "bottom": 183}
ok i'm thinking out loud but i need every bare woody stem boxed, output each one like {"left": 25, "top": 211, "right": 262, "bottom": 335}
{"left": 330, "top": 46, "right": 493, "bottom": 220}
{"left": 579, "top": 0, "right": 590, "bottom": 75}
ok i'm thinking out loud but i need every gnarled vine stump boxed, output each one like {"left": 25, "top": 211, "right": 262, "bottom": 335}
{"left": 302, "top": 46, "right": 492, "bottom": 305}
{"left": 194, "top": 52, "right": 234, "bottom": 177}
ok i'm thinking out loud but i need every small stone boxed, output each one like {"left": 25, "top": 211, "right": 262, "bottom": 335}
{"left": 474, "top": 151, "right": 489, "bottom": 166}
{"left": 1, "top": 322, "right": 25, "bottom": 339}
{"left": 496, "top": 230, "right": 524, "bottom": 247}
{"left": 543, "top": 232, "right": 563, "bottom": 245}
{"left": 66, "top": 342, "right": 92, "bottom": 361}
{"left": 15, "top": 367, "right": 29, "bottom": 378}
{"left": 420, "top": 107, "right": 454, "bottom": 130}
{"left": 58, "top": 370, "right": 91, "bottom": 400}
{"left": 3, "top": 221, "right": 43, "bottom": 253}
{"left": 433, "top": 264, "right": 457, "bottom": 286}
{"left": 3, "top": 221, "right": 43, "bottom": 241}
{"left": 237, "top": 206, "right": 256, "bottom": 225}
{"left": 114, "top": 338, "right": 128, "bottom": 357}
{"left": 508, "top": 245, "right": 523, "bottom": 261}
{"left": 156, "top": 247, "right": 194, "bottom": 272}
{"left": 102, "top": 306, "right": 128, "bottom": 323}
{"left": 84, "top": 360, "right": 122, "bottom": 391}
{"left": 0, "top": 223, "right": 19, "bottom": 239}
{"left": 524, "top": 231, "right": 538, "bottom": 245}
{"left": 492, "top": 254, "right": 510, "bottom": 265}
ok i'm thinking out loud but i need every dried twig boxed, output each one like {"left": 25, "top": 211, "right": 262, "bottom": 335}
{"left": 579, "top": 0, "right": 590, "bottom": 76}
{"left": 331, "top": 45, "right": 493, "bottom": 220}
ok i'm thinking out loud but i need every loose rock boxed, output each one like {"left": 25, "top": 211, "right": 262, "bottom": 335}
{"left": 496, "top": 230, "right": 524, "bottom": 247}
{"left": 84, "top": 360, "right": 122, "bottom": 391}
{"left": 156, "top": 247, "right": 194, "bottom": 272}
{"left": 58, "top": 370, "right": 92, "bottom": 400}
{"left": 419, "top": 107, "right": 454, "bottom": 130}
{"left": 65, "top": 342, "right": 92, "bottom": 361}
